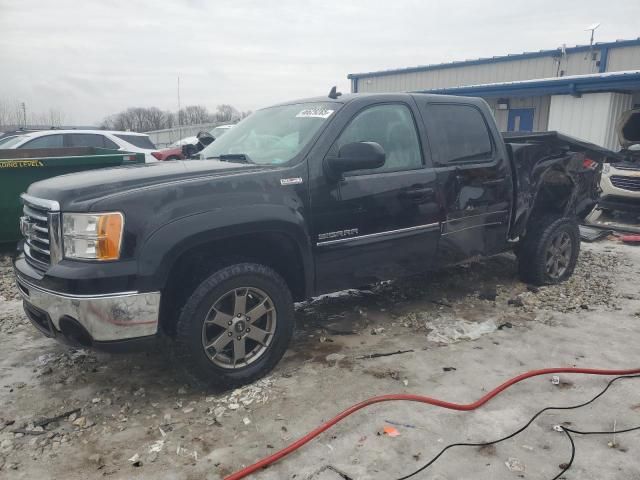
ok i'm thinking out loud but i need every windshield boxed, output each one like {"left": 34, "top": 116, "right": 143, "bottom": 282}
{"left": 200, "top": 102, "right": 338, "bottom": 165}
{"left": 0, "top": 135, "right": 26, "bottom": 148}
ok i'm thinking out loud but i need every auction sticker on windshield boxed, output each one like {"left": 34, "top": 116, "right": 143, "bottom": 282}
{"left": 296, "top": 108, "right": 334, "bottom": 119}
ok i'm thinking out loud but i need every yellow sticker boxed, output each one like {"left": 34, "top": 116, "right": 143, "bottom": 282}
{"left": 0, "top": 159, "right": 44, "bottom": 169}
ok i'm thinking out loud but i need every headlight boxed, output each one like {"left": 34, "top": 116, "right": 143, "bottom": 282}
{"left": 602, "top": 163, "right": 611, "bottom": 174}
{"left": 62, "top": 212, "right": 124, "bottom": 260}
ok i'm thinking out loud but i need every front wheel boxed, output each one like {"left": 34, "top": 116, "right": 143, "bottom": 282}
{"left": 174, "top": 263, "right": 294, "bottom": 388}
{"left": 517, "top": 215, "right": 580, "bottom": 285}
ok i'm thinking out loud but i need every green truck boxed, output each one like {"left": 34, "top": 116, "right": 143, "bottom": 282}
{"left": 0, "top": 147, "right": 144, "bottom": 244}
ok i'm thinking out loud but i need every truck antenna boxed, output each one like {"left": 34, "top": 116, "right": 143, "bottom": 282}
{"left": 328, "top": 86, "right": 342, "bottom": 99}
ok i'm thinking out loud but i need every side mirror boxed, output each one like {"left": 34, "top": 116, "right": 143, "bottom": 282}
{"left": 324, "top": 142, "right": 385, "bottom": 180}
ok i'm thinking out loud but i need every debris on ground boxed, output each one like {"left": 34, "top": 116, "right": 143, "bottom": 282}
{"left": 621, "top": 234, "right": 640, "bottom": 244}
{"left": 579, "top": 225, "right": 612, "bottom": 242}
{"left": 384, "top": 420, "right": 417, "bottom": 429}
{"left": 505, "top": 457, "right": 526, "bottom": 472}
{"left": 356, "top": 350, "right": 414, "bottom": 360}
{"left": 382, "top": 426, "right": 400, "bottom": 437}
{"left": 426, "top": 318, "right": 498, "bottom": 344}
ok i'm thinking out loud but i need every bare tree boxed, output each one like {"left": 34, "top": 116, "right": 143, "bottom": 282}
{"left": 0, "top": 98, "right": 68, "bottom": 129}
{"left": 215, "top": 104, "right": 240, "bottom": 123}
{"left": 99, "top": 103, "right": 244, "bottom": 132}
{"left": 163, "top": 110, "right": 176, "bottom": 128}
{"left": 179, "top": 105, "right": 211, "bottom": 125}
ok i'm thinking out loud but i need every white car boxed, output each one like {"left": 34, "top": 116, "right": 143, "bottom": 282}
{"left": 169, "top": 136, "right": 198, "bottom": 147}
{"left": 168, "top": 126, "right": 235, "bottom": 148}
{"left": 0, "top": 129, "right": 159, "bottom": 163}
{"left": 599, "top": 109, "right": 640, "bottom": 213}
{"left": 209, "top": 124, "right": 234, "bottom": 138}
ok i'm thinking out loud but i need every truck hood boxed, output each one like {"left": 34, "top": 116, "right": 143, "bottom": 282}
{"left": 27, "top": 160, "right": 266, "bottom": 207}
{"left": 616, "top": 108, "right": 640, "bottom": 149}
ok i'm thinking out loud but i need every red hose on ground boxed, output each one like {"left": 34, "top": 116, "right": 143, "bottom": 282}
{"left": 224, "top": 367, "right": 640, "bottom": 480}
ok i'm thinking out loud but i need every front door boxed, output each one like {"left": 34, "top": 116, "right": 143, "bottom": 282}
{"left": 507, "top": 108, "right": 535, "bottom": 132}
{"left": 310, "top": 101, "right": 441, "bottom": 293}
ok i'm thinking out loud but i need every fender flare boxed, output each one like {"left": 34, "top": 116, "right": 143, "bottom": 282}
{"left": 136, "top": 206, "right": 314, "bottom": 295}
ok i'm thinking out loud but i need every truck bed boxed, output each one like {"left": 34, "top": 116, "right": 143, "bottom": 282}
{"left": 502, "top": 130, "right": 624, "bottom": 163}
{"left": 502, "top": 131, "right": 608, "bottom": 239}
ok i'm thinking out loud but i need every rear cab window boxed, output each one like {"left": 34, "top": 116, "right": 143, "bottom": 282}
{"left": 424, "top": 103, "right": 493, "bottom": 165}
{"left": 114, "top": 134, "right": 156, "bottom": 149}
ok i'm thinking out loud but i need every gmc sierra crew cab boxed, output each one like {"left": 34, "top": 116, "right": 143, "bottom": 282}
{"left": 13, "top": 92, "right": 613, "bottom": 387}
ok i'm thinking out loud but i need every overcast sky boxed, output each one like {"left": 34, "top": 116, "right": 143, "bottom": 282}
{"left": 1, "top": 0, "right": 639, "bottom": 124}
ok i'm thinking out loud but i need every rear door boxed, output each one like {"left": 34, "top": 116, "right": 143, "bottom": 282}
{"left": 311, "top": 100, "right": 441, "bottom": 293}
{"left": 419, "top": 101, "right": 512, "bottom": 264}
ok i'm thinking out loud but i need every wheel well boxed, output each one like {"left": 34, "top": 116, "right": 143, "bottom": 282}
{"left": 528, "top": 170, "right": 575, "bottom": 224}
{"left": 159, "top": 232, "right": 306, "bottom": 336}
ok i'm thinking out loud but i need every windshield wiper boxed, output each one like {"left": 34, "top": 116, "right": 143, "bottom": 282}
{"left": 206, "top": 153, "right": 254, "bottom": 164}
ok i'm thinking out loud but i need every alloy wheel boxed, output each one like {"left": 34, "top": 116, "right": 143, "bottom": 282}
{"left": 201, "top": 287, "right": 277, "bottom": 369}
{"left": 545, "top": 231, "right": 572, "bottom": 279}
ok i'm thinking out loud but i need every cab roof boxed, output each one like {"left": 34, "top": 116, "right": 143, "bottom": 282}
{"left": 267, "top": 92, "right": 487, "bottom": 108}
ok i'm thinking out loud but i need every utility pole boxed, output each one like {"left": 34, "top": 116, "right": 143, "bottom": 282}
{"left": 177, "top": 75, "right": 182, "bottom": 142}
{"left": 21, "top": 102, "right": 27, "bottom": 128}
{"left": 585, "top": 23, "right": 601, "bottom": 69}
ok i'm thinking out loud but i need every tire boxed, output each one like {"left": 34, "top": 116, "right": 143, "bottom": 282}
{"left": 517, "top": 215, "right": 580, "bottom": 286}
{"left": 174, "top": 263, "right": 294, "bottom": 388}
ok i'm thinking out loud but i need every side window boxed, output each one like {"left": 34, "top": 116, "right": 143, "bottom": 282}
{"left": 426, "top": 104, "right": 493, "bottom": 164}
{"left": 334, "top": 104, "right": 423, "bottom": 175}
{"left": 66, "top": 133, "right": 106, "bottom": 148}
{"left": 19, "top": 134, "right": 64, "bottom": 149}
{"left": 102, "top": 136, "right": 119, "bottom": 149}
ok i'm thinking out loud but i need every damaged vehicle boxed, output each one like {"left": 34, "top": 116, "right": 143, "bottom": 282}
{"left": 599, "top": 108, "right": 640, "bottom": 213}
{"left": 13, "top": 92, "right": 611, "bottom": 387}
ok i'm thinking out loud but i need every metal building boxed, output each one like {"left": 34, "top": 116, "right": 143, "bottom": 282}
{"left": 348, "top": 39, "right": 640, "bottom": 150}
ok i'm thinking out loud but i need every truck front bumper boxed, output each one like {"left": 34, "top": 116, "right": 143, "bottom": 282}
{"left": 15, "top": 272, "right": 160, "bottom": 345}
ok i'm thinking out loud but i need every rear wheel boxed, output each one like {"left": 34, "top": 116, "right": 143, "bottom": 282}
{"left": 517, "top": 216, "right": 580, "bottom": 285}
{"left": 174, "top": 263, "right": 294, "bottom": 387}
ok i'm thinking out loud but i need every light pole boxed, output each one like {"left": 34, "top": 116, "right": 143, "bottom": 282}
{"left": 21, "top": 102, "right": 27, "bottom": 128}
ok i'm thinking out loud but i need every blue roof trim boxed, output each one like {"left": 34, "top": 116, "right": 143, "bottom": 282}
{"left": 348, "top": 38, "right": 640, "bottom": 80}
{"left": 414, "top": 72, "right": 640, "bottom": 98}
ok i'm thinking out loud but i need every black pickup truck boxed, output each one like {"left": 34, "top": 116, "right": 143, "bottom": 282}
{"left": 13, "top": 93, "right": 613, "bottom": 386}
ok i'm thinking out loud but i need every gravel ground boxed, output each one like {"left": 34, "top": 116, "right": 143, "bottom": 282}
{"left": 1, "top": 240, "right": 639, "bottom": 479}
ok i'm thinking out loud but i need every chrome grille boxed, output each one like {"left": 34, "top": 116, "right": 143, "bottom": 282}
{"left": 610, "top": 175, "right": 640, "bottom": 192}
{"left": 20, "top": 195, "right": 60, "bottom": 270}
{"left": 613, "top": 163, "right": 640, "bottom": 171}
